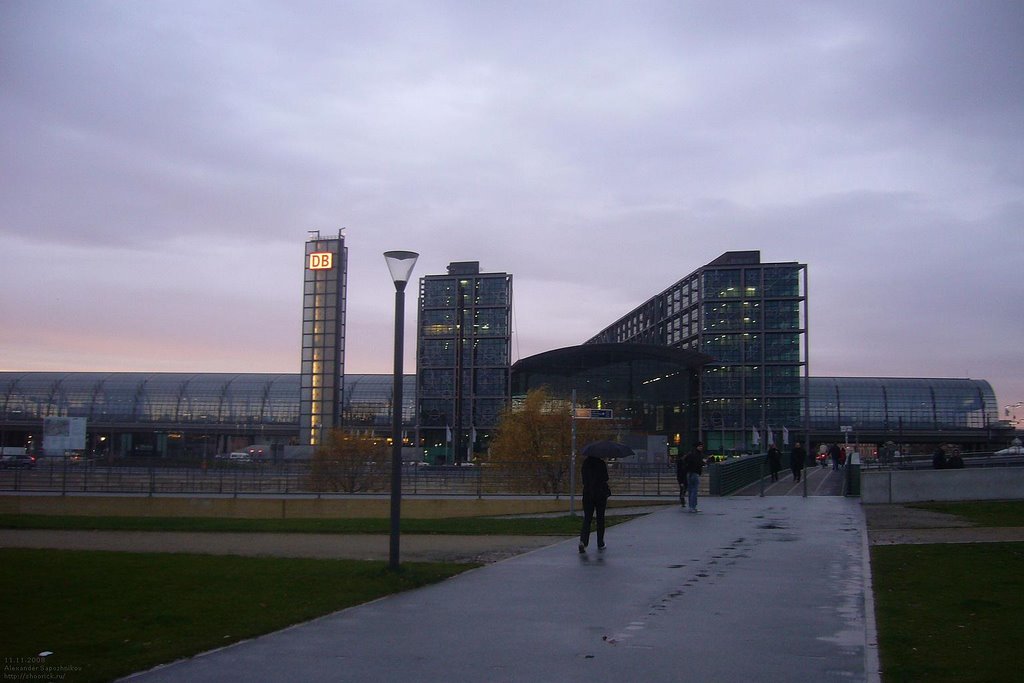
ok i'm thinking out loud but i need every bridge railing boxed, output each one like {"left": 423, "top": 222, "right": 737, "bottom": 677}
{"left": 0, "top": 459, "right": 696, "bottom": 498}
{"left": 708, "top": 453, "right": 766, "bottom": 495}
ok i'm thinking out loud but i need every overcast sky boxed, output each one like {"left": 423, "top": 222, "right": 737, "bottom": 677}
{"left": 1, "top": 1, "right": 1022, "bottom": 416}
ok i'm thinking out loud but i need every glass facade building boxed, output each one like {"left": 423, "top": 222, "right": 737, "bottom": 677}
{"left": 0, "top": 372, "right": 414, "bottom": 459}
{"left": 300, "top": 230, "right": 348, "bottom": 446}
{"left": 511, "top": 344, "right": 711, "bottom": 454}
{"left": 808, "top": 377, "right": 999, "bottom": 444}
{"left": 416, "top": 262, "right": 512, "bottom": 463}
{"left": 587, "top": 251, "right": 808, "bottom": 453}
{"left": 342, "top": 374, "right": 417, "bottom": 434}
{"left": 0, "top": 372, "right": 1003, "bottom": 459}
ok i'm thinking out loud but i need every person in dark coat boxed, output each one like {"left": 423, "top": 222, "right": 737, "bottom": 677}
{"left": 579, "top": 453, "right": 611, "bottom": 553}
{"left": 682, "top": 442, "right": 706, "bottom": 512}
{"left": 674, "top": 451, "right": 688, "bottom": 506}
{"left": 932, "top": 446, "right": 948, "bottom": 470}
{"left": 767, "top": 443, "right": 782, "bottom": 482}
{"left": 790, "top": 441, "right": 807, "bottom": 482}
{"left": 947, "top": 449, "right": 964, "bottom": 469}
{"left": 828, "top": 442, "right": 842, "bottom": 470}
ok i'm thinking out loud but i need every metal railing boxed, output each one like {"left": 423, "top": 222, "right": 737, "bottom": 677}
{"left": 707, "top": 454, "right": 766, "bottom": 495}
{"left": 0, "top": 460, "right": 698, "bottom": 498}
{"left": 858, "top": 450, "right": 1024, "bottom": 471}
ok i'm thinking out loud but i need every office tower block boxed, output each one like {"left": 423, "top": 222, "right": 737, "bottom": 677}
{"left": 416, "top": 262, "right": 512, "bottom": 463}
{"left": 299, "top": 230, "right": 348, "bottom": 446}
{"left": 587, "top": 251, "right": 808, "bottom": 453}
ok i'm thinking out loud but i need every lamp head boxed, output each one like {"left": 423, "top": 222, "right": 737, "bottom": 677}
{"left": 384, "top": 250, "right": 419, "bottom": 285}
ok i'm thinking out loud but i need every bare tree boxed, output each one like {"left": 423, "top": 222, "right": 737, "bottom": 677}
{"left": 308, "top": 430, "right": 388, "bottom": 493}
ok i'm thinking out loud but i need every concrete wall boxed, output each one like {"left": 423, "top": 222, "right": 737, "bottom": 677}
{"left": 0, "top": 495, "right": 579, "bottom": 519}
{"left": 861, "top": 468, "right": 1024, "bottom": 504}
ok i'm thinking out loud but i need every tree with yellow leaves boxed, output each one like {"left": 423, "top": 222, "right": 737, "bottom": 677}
{"left": 489, "top": 387, "right": 612, "bottom": 494}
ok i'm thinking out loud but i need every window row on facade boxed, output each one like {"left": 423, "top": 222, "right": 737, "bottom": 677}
{"left": 701, "top": 266, "right": 801, "bottom": 300}
{"left": 420, "top": 278, "right": 510, "bottom": 307}
{"left": 419, "top": 309, "right": 509, "bottom": 337}
{"left": 417, "top": 368, "right": 509, "bottom": 397}
{"left": 701, "top": 333, "right": 803, "bottom": 363}
{"left": 419, "top": 339, "right": 509, "bottom": 367}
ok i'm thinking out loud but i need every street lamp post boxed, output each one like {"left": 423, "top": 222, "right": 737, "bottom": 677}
{"left": 569, "top": 389, "right": 577, "bottom": 516}
{"left": 384, "top": 250, "right": 419, "bottom": 571}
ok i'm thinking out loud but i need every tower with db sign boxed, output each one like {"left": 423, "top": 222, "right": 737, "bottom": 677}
{"left": 300, "top": 230, "right": 348, "bottom": 446}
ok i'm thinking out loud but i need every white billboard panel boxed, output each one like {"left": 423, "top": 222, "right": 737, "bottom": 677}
{"left": 43, "top": 417, "right": 87, "bottom": 454}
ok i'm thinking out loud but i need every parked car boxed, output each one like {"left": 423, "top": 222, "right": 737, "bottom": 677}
{"left": 0, "top": 453, "right": 36, "bottom": 469}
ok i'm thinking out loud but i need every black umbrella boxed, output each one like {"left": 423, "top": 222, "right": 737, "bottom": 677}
{"left": 581, "top": 440, "right": 634, "bottom": 460}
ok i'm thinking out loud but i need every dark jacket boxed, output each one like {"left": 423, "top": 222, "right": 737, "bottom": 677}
{"left": 675, "top": 454, "right": 687, "bottom": 484}
{"left": 682, "top": 447, "right": 705, "bottom": 475}
{"left": 790, "top": 445, "right": 807, "bottom": 469}
{"left": 767, "top": 446, "right": 782, "bottom": 472}
{"left": 581, "top": 455, "right": 610, "bottom": 503}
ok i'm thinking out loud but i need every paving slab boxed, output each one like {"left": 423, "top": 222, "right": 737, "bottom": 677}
{"left": 123, "top": 496, "right": 876, "bottom": 682}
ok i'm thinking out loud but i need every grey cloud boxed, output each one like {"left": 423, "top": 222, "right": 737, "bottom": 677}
{"left": 1, "top": 1, "right": 1021, "bottom": 406}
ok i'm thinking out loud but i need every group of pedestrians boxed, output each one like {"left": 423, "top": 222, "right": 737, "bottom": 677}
{"left": 577, "top": 438, "right": 820, "bottom": 553}
{"left": 674, "top": 442, "right": 706, "bottom": 513}
{"left": 578, "top": 439, "right": 712, "bottom": 553}
{"left": 791, "top": 442, "right": 808, "bottom": 481}
{"left": 932, "top": 445, "right": 964, "bottom": 469}
{"left": 578, "top": 436, "right": 972, "bottom": 550}
{"left": 765, "top": 441, "right": 808, "bottom": 482}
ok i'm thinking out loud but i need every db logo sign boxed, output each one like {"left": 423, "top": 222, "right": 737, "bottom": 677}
{"left": 308, "top": 252, "right": 333, "bottom": 270}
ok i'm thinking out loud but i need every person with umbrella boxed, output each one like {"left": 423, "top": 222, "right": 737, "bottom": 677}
{"left": 578, "top": 441, "right": 621, "bottom": 553}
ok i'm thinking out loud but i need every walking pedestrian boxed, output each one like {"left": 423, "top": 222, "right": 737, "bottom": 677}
{"left": 674, "top": 450, "right": 688, "bottom": 506}
{"left": 828, "top": 443, "right": 842, "bottom": 471}
{"left": 579, "top": 452, "right": 611, "bottom": 553}
{"left": 682, "top": 442, "right": 707, "bottom": 512}
{"left": 767, "top": 443, "right": 782, "bottom": 482}
{"left": 790, "top": 441, "right": 807, "bottom": 482}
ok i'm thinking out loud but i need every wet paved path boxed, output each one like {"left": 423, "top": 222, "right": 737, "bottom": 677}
{"left": 124, "top": 496, "right": 876, "bottom": 682}
{"left": 734, "top": 463, "right": 848, "bottom": 496}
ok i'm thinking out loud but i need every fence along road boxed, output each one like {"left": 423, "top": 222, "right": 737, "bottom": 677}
{"left": 0, "top": 460, "right": 699, "bottom": 498}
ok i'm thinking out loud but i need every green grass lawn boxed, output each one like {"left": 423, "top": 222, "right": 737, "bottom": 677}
{"left": 871, "top": 542, "right": 1024, "bottom": 683}
{"left": 0, "top": 513, "right": 634, "bottom": 535}
{"left": 0, "top": 513, "right": 638, "bottom": 680}
{"left": 909, "top": 500, "right": 1024, "bottom": 527}
{"left": 0, "top": 548, "right": 474, "bottom": 683}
